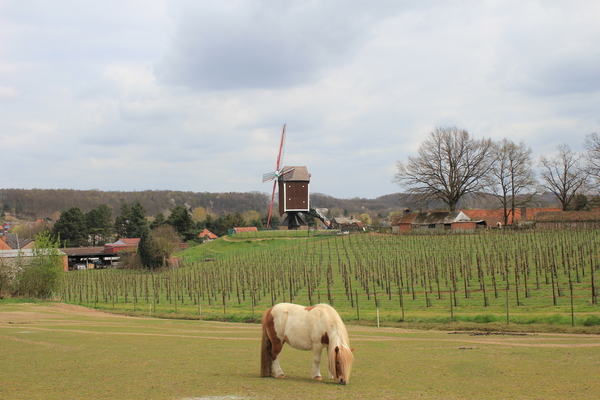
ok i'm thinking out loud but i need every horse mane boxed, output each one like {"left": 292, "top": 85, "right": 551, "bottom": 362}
{"left": 328, "top": 344, "right": 354, "bottom": 381}
{"left": 321, "top": 304, "right": 353, "bottom": 380}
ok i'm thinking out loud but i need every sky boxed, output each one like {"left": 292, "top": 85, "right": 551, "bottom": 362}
{"left": 1, "top": 1, "right": 599, "bottom": 199}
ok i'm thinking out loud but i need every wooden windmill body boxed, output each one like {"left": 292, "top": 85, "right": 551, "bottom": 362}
{"left": 263, "top": 125, "right": 332, "bottom": 229}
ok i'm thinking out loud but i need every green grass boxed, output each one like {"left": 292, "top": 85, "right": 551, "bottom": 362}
{"left": 178, "top": 231, "right": 330, "bottom": 261}
{"left": 2, "top": 302, "right": 600, "bottom": 400}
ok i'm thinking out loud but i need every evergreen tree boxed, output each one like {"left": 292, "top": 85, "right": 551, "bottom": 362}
{"left": 137, "top": 226, "right": 163, "bottom": 269}
{"left": 166, "top": 205, "right": 193, "bottom": 235}
{"left": 86, "top": 204, "right": 113, "bottom": 245}
{"left": 114, "top": 201, "right": 149, "bottom": 239}
{"left": 52, "top": 207, "right": 88, "bottom": 247}
{"left": 166, "top": 205, "right": 200, "bottom": 241}
{"left": 150, "top": 212, "right": 167, "bottom": 229}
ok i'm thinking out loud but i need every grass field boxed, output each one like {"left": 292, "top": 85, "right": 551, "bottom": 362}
{"left": 1, "top": 301, "right": 600, "bottom": 400}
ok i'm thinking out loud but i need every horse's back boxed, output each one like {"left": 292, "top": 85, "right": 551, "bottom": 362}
{"left": 270, "top": 303, "right": 334, "bottom": 351}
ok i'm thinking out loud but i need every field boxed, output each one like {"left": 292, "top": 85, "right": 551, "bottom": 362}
{"left": 61, "top": 230, "right": 600, "bottom": 331}
{"left": 1, "top": 301, "right": 600, "bottom": 400}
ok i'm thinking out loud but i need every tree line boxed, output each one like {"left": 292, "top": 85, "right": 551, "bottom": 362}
{"left": 394, "top": 127, "right": 600, "bottom": 225}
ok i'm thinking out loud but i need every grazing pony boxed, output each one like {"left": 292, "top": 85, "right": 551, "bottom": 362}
{"left": 260, "top": 303, "right": 354, "bottom": 384}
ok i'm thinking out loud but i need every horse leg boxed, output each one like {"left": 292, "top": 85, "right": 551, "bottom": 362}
{"left": 311, "top": 346, "right": 324, "bottom": 380}
{"left": 272, "top": 354, "right": 285, "bottom": 378}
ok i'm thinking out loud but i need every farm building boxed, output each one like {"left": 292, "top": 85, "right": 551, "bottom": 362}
{"left": 462, "top": 207, "right": 562, "bottom": 227}
{"left": 0, "top": 233, "right": 34, "bottom": 250}
{"left": 391, "top": 211, "right": 483, "bottom": 233}
{"left": 331, "top": 215, "right": 365, "bottom": 231}
{"left": 535, "top": 210, "right": 600, "bottom": 230}
{"left": 0, "top": 249, "right": 69, "bottom": 272}
{"left": 198, "top": 229, "right": 218, "bottom": 242}
{"left": 103, "top": 238, "right": 140, "bottom": 254}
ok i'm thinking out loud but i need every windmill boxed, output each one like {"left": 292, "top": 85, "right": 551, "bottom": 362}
{"left": 262, "top": 124, "right": 295, "bottom": 228}
{"left": 262, "top": 125, "right": 332, "bottom": 230}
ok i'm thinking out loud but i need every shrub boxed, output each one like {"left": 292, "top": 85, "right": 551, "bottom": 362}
{"left": 14, "top": 231, "right": 63, "bottom": 299}
{"left": 583, "top": 315, "right": 600, "bottom": 326}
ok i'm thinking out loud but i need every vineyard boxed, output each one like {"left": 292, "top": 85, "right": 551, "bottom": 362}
{"left": 61, "top": 229, "right": 600, "bottom": 328}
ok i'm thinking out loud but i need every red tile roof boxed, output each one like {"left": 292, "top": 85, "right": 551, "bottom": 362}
{"left": 462, "top": 208, "right": 562, "bottom": 226}
{"left": 199, "top": 229, "right": 218, "bottom": 239}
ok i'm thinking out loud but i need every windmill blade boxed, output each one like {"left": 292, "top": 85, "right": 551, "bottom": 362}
{"left": 266, "top": 179, "right": 277, "bottom": 228}
{"left": 279, "top": 167, "right": 295, "bottom": 178}
{"left": 275, "top": 124, "right": 286, "bottom": 172}
{"left": 262, "top": 171, "right": 277, "bottom": 182}
{"left": 263, "top": 166, "right": 294, "bottom": 182}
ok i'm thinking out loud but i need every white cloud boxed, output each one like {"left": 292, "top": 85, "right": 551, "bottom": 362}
{"left": 0, "top": 1, "right": 599, "bottom": 199}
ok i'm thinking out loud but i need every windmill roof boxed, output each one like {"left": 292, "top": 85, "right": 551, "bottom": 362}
{"left": 280, "top": 166, "right": 310, "bottom": 181}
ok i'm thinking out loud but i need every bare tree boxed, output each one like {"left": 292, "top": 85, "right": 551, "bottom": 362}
{"left": 538, "top": 143, "right": 589, "bottom": 211}
{"left": 394, "top": 126, "right": 494, "bottom": 211}
{"left": 584, "top": 132, "right": 600, "bottom": 190}
{"left": 489, "top": 139, "right": 537, "bottom": 225}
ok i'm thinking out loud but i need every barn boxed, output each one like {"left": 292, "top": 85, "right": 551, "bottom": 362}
{"left": 391, "top": 211, "right": 482, "bottom": 233}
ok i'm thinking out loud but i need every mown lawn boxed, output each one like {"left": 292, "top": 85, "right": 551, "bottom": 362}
{"left": 1, "top": 302, "right": 599, "bottom": 400}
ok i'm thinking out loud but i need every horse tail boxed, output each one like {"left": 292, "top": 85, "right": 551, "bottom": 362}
{"left": 260, "top": 309, "right": 273, "bottom": 377}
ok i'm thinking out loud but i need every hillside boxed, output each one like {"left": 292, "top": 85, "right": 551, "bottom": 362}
{"left": 0, "top": 188, "right": 562, "bottom": 223}
{"left": 0, "top": 188, "right": 408, "bottom": 221}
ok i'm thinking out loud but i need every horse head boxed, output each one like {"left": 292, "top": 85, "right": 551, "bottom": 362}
{"left": 334, "top": 345, "right": 354, "bottom": 384}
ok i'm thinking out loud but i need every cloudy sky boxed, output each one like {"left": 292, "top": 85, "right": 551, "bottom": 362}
{"left": 1, "top": 1, "right": 599, "bottom": 199}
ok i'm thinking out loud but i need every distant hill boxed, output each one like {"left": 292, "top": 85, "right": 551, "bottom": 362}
{"left": 0, "top": 188, "right": 561, "bottom": 222}
{"left": 0, "top": 188, "right": 408, "bottom": 221}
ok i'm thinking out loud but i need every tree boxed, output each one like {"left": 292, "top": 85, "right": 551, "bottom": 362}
{"left": 584, "top": 132, "right": 600, "bottom": 189}
{"left": 166, "top": 206, "right": 194, "bottom": 237}
{"left": 137, "top": 226, "right": 162, "bottom": 269}
{"left": 192, "top": 207, "right": 208, "bottom": 223}
{"left": 394, "top": 126, "right": 494, "bottom": 211}
{"left": 150, "top": 224, "right": 181, "bottom": 264}
{"left": 150, "top": 212, "right": 167, "bottom": 229}
{"left": 360, "top": 213, "right": 372, "bottom": 226}
{"left": 489, "top": 139, "right": 537, "bottom": 225}
{"left": 85, "top": 204, "right": 113, "bottom": 245}
{"left": 138, "top": 225, "right": 181, "bottom": 269}
{"left": 114, "top": 201, "right": 148, "bottom": 239}
{"left": 52, "top": 207, "right": 88, "bottom": 247}
{"left": 538, "top": 144, "right": 589, "bottom": 211}
{"left": 15, "top": 231, "right": 63, "bottom": 298}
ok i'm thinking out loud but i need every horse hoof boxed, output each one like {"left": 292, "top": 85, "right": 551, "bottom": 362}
{"left": 314, "top": 376, "right": 322, "bottom": 381}
{"left": 277, "top": 374, "right": 285, "bottom": 379}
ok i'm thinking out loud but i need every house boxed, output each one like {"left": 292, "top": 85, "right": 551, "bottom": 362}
{"left": 330, "top": 216, "right": 365, "bottom": 231}
{"left": 391, "top": 211, "right": 480, "bottom": 233}
{"left": 535, "top": 210, "right": 600, "bottom": 230}
{"left": 198, "top": 229, "right": 218, "bottom": 242}
{"left": 231, "top": 227, "right": 258, "bottom": 234}
{"left": 0, "top": 233, "right": 35, "bottom": 250}
{"left": 0, "top": 249, "right": 69, "bottom": 272}
{"left": 103, "top": 238, "right": 140, "bottom": 254}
